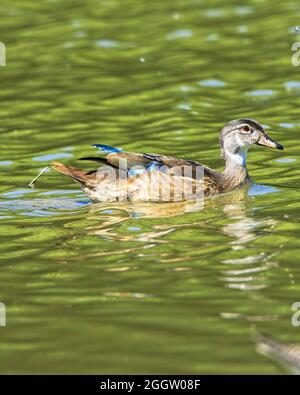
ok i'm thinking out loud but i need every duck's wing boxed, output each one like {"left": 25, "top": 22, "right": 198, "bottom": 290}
{"left": 80, "top": 144, "right": 150, "bottom": 169}
{"left": 79, "top": 144, "right": 222, "bottom": 196}
{"left": 80, "top": 144, "right": 207, "bottom": 174}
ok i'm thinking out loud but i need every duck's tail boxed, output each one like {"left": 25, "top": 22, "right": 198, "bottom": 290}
{"left": 51, "top": 161, "right": 96, "bottom": 186}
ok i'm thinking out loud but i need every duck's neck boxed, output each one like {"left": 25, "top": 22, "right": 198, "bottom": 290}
{"left": 221, "top": 149, "right": 250, "bottom": 190}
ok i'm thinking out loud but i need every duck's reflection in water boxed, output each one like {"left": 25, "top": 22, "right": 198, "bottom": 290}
{"left": 85, "top": 186, "right": 279, "bottom": 292}
{"left": 219, "top": 186, "right": 278, "bottom": 292}
{"left": 86, "top": 184, "right": 278, "bottom": 247}
{"left": 218, "top": 187, "right": 283, "bottom": 338}
{"left": 222, "top": 196, "right": 277, "bottom": 246}
{"left": 86, "top": 198, "right": 205, "bottom": 242}
{"left": 89, "top": 185, "right": 282, "bottom": 320}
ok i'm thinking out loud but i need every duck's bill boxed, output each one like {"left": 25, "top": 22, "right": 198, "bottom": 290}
{"left": 256, "top": 134, "right": 284, "bottom": 150}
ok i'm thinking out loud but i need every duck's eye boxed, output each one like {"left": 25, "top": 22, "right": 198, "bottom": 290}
{"left": 240, "top": 125, "right": 251, "bottom": 133}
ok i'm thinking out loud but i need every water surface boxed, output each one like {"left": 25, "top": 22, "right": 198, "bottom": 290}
{"left": 0, "top": 0, "right": 300, "bottom": 374}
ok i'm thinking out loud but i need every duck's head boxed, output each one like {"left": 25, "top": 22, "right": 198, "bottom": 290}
{"left": 220, "top": 118, "right": 284, "bottom": 166}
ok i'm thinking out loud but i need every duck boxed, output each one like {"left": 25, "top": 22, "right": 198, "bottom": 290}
{"left": 51, "top": 118, "right": 284, "bottom": 202}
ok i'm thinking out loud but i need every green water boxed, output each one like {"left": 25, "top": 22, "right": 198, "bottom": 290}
{"left": 0, "top": 0, "right": 300, "bottom": 374}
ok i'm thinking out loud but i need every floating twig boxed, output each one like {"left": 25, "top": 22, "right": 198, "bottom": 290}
{"left": 29, "top": 166, "right": 49, "bottom": 188}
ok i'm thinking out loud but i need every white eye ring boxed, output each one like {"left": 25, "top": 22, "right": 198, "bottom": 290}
{"left": 240, "top": 125, "right": 251, "bottom": 133}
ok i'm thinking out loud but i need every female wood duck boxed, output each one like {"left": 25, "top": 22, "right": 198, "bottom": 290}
{"left": 51, "top": 119, "right": 283, "bottom": 202}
